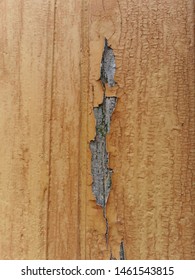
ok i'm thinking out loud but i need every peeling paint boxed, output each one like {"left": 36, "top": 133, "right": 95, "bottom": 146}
{"left": 100, "top": 38, "right": 116, "bottom": 87}
{"left": 90, "top": 38, "right": 123, "bottom": 252}
{"left": 90, "top": 38, "right": 117, "bottom": 208}
{"left": 90, "top": 96, "right": 117, "bottom": 207}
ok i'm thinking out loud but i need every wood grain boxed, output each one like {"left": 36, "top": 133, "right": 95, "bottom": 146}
{"left": 0, "top": 0, "right": 55, "bottom": 259}
{"left": 84, "top": 0, "right": 195, "bottom": 259}
{"left": 0, "top": 0, "right": 194, "bottom": 260}
{"left": 47, "top": 0, "right": 82, "bottom": 259}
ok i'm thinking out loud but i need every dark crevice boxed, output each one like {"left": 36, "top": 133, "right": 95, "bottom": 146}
{"left": 103, "top": 207, "right": 109, "bottom": 247}
{"left": 120, "top": 240, "right": 125, "bottom": 260}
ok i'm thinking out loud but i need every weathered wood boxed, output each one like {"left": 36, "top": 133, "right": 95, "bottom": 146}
{"left": 85, "top": 0, "right": 195, "bottom": 259}
{"left": 0, "top": 0, "right": 55, "bottom": 259}
{"left": 47, "top": 0, "right": 82, "bottom": 259}
{"left": 0, "top": 0, "right": 194, "bottom": 260}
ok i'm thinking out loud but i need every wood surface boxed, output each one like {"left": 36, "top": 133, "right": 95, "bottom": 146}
{"left": 0, "top": 0, "right": 194, "bottom": 260}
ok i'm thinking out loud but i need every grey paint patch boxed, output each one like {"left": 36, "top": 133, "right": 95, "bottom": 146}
{"left": 90, "top": 96, "right": 117, "bottom": 207}
{"left": 90, "top": 38, "right": 117, "bottom": 208}
{"left": 100, "top": 38, "right": 116, "bottom": 87}
{"left": 90, "top": 38, "right": 119, "bottom": 249}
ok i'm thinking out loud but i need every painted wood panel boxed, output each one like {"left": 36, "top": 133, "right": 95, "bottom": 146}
{"left": 83, "top": 0, "right": 195, "bottom": 259}
{"left": 0, "top": 0, "right": 55, "bottom": 259}
{"left": 47, "top": 0, "right": 82, "bottom": 260}
{"left": 0, "top": 0, "right": 194, "bottom": 260}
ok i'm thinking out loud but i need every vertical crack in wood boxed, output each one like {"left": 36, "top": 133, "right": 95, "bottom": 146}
{"left": 110, "top": 241, "right": 126, "bottom": 260}
{"left": 110, "top": 250, "right": 117, "bottom": 260}
{"left": 119, "top": 240, "right": 125, "bottom": 260}
{"left": 90, "top": 38, "right": 117, "bottom": 248}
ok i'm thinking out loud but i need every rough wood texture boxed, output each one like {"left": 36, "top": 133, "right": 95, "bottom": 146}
{"left": 0, "top": 0, "right": 194, "bottom": 260}
{"left": 47, "top": 0, "right": 82, "bottom": 260}
{"left": 0, "top": 0, "right": 55, "bottom": 259}
{"left": 86, "top": 0, "right": 195, "bottom": 260}
{"left": 129, "top": 0, "right": 195, "bottom": 259}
